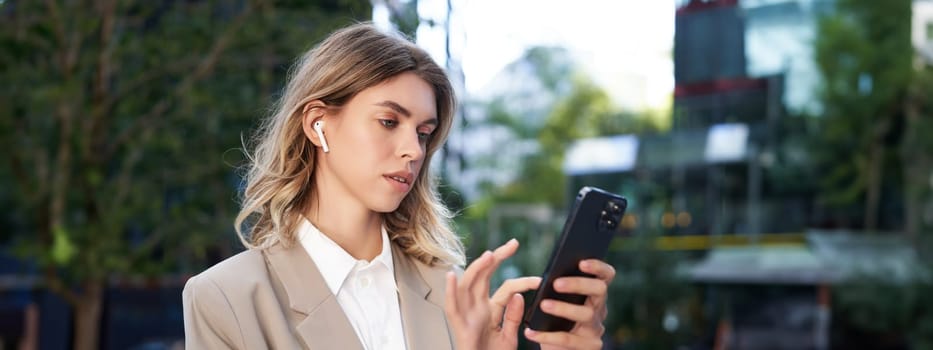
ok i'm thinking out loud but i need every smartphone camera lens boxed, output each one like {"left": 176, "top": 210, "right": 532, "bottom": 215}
{"left": 599, "top": 212, "right": 618, "bottom": 230}
{"left": 608, "top": 202, "right": 622, "bottom": 214}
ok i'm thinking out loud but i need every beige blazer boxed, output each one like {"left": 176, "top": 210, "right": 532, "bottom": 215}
{"left": 182, "top": 241, "right": 455, "bottom": 349}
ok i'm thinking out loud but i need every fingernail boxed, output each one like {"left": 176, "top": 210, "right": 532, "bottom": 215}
{"left": 581, "top": 260, "right": 591, "bottom": 268}
{"left": 509, "top": 238, "right": 518, "bottom": 244}
{"left": 525, "top": 328, "right": 538, "bottom": 338}
{"left": 482, "top": 250, "right": 492, "bottom": 259}
{"left": 541, "top": 300, "right": 553, "bottom": 310}
{"left": 554, "top": 279, "right": 566, "bottom": 290}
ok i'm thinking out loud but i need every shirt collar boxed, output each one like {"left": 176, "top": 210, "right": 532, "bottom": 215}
{"left": 297, "top": 218, "right": 395, "bottom": 295}
{"left": 374, "top": 225, "right": 395, "bottom": 275}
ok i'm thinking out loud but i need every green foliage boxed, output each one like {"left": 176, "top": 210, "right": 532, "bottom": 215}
{"left": 605, "top": 233, "right": 694, "bottom": 349}
{"left": 0, "top": 0, "right": 371, "bottom": 287}
{"left": 523, "top": 46, "right": 576, "bottom": 93}
{"left": 384, "top": 0, "right": 420, "bottom": 38}
{"left": 832, "top": 234, "right": 933, "bottom": 348}
{"left": 904, "top": 68, "right": 933, "bottom": 154}
{"left": 813, "top": 0, "right": 933, "bottom": 235}
{"left": 812, "top": 0, "right": 912, "bottom": 210}
{"left": 902, "top": 65, "right": 933, "bottom": 235}
{"left": 489, "top": 70, "right": 664, "bottom": 207}
{"left": 835, "top": 276, "right": 918, "bottom": 332}
{"left": 460, "top": 46, "right": 678, "bottom": 349}
{"left": 51, "top": 225, "right": 76, "bottom": 265}
{"left": 833, "top": 274, "right": 933, "bottom": 347}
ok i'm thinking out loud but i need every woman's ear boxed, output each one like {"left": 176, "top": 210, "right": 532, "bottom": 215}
{"left": 301, "top": 100, "right": 328, "bottom": 148}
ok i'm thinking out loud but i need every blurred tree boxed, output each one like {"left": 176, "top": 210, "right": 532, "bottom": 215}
{"left": 381, "top": 0, "right": 420, "bottom": 38}
{"left": 457, "top": 46, "right": 678, "bottom": 350}
{"left": 457, "top": 47, "right": 663, "bottom": 267}
{"left": 454, "top": 46, "right": 576, "bottom": 240}
{"left": 495, "top": 75, "right": 662, "bottom": 207}
{"left": 0, "top": 1, "right": 370, "bottom": 349}
{"left": 606, "top": 235, "right": 693, "bottom": 350}
{"left": 460, "top": 45, "right": 667, "bottom": 260}
{"left": 832, "top": 264, "right": 933, "bottom": 349}
{"left": 902, "top": 64, "right": 933, "bottom": 238}
{"left": 813, "top": 0, "right": 913, "bottom": 232}
{"left": 471, "top": 46, "right": 663, "bottom": 208}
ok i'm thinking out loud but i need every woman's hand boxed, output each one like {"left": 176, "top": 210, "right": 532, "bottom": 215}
{"left": 444, "top": 239, "right": 541, "bottom": 350}
{"left": 525, "top": 259, "right": 616, "bottom": 350}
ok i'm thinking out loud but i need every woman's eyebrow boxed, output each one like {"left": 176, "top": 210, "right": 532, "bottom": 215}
{"left": 374, "top": 100, "right": 437, "bottom": 125}
{"left": 374, "top": 100, "right": 411, "bottom": 117}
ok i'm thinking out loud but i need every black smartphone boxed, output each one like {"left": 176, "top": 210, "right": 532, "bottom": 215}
{"left": 522, "top": 186, "right": 627, "bottom": 332}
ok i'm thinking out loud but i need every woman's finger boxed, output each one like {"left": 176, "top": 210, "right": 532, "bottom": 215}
{"left": 579, "top": 259, "right": 616, "bottom": 282}
{"left": 459, "top": 250, "right": 494, "bottom": 307}
{"left": 474, "top": 239, "right": 520, "bottom": 299}
{"left": 500, "top": 293, "right": 525, "bottom": 337}
{"left": 461, "top": 251, "right": 493, "bottom": 287}
{"left": 444, "top": 271, "right": 462, "bottom": 325}
{"left": 566, "top": 259, "right": 615, "bottom": 307}
{"left": 491, "top": 238, "right": 520, "bottom": 261}
{"left": 538, "top": 299, "right": 595, "bottom": 323}
{"left": 525, "top": 328, "right": 603, "bottom": 350}
{"left": 489, "top": 276, "right": 541, "bottom": 325}
{"left": 551, "top": 276, "right": 608, "bottom": 298}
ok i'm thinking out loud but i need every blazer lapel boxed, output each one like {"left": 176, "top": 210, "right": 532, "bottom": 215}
{"left": 265, "top": 243, "right": 364, "bottom": 350}
{"left": 392, "top": 245, "right": 455, "bottom": 350}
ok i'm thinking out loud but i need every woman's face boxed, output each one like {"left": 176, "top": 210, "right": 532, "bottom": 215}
{"left": 316, "top": 72, "right": 438, "bottom": 213}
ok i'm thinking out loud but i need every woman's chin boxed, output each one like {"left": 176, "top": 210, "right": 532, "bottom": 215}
{"left": 369, "top": 199, "right": 404, "bottom": 213}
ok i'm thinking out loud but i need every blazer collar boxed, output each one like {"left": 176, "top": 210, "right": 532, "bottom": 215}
{"left": 265, "top": 241, "right": 454, "bottom": 350}
{"left": 391, "top": 244, "right": 455, "bottom": 350}
{"left": 264, "top": 242, "right": 363, "bottom": 350}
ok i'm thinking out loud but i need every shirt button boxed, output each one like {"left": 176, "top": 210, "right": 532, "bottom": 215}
{"left": 380, "top": 335, "right": 387, "bottom": 344}
{"left": 360, "top": 277, "right": 371, "bottom": 288}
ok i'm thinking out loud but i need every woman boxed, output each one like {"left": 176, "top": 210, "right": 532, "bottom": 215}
{"left": 182, "top": 23, "right": 616, "bottom": 350}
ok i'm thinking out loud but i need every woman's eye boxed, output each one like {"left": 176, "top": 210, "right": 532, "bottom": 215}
{"left": 379, "top": 119, "right": 398, "bottom": 128}
{"left": 418, "top": 132, "right": 432, "bottom": 142}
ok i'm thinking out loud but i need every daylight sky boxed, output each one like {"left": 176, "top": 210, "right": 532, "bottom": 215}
{"left": 396, "top": 0, "right": 677, "bottom": 111}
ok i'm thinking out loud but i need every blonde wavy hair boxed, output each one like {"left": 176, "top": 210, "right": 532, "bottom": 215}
{"left": 235, "top": 23, "right": 465, "bottom": 267}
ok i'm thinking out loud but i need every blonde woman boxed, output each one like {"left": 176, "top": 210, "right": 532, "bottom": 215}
{"left": 182, "top": 23, "right": 616, "bottom": 350}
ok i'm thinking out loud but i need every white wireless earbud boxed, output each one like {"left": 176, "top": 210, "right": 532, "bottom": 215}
{"left": 313, "top": 120, "right": 329, "bottom": 153}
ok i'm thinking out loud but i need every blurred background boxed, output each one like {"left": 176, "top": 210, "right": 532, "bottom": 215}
{"left": 1, "top": 0, "right": 932, "bottom": 349}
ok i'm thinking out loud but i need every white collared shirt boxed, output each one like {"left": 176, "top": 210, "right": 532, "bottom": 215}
{"left": 298, "top": 219, "right": 407, "bottom": 350}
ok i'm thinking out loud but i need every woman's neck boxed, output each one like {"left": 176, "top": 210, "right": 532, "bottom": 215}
{"left": 304, "top": 181, "right": 384, "bottom": 262}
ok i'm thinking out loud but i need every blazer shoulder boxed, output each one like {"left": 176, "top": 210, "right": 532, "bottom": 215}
{"left": 183, "top": 250, "right": 267, "bottom": 349}
{"left": 184, "top": 247, "right": 306, "bottom": 349}
{"left": 189, "top": 248, "right": 268, "bottom": 288}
